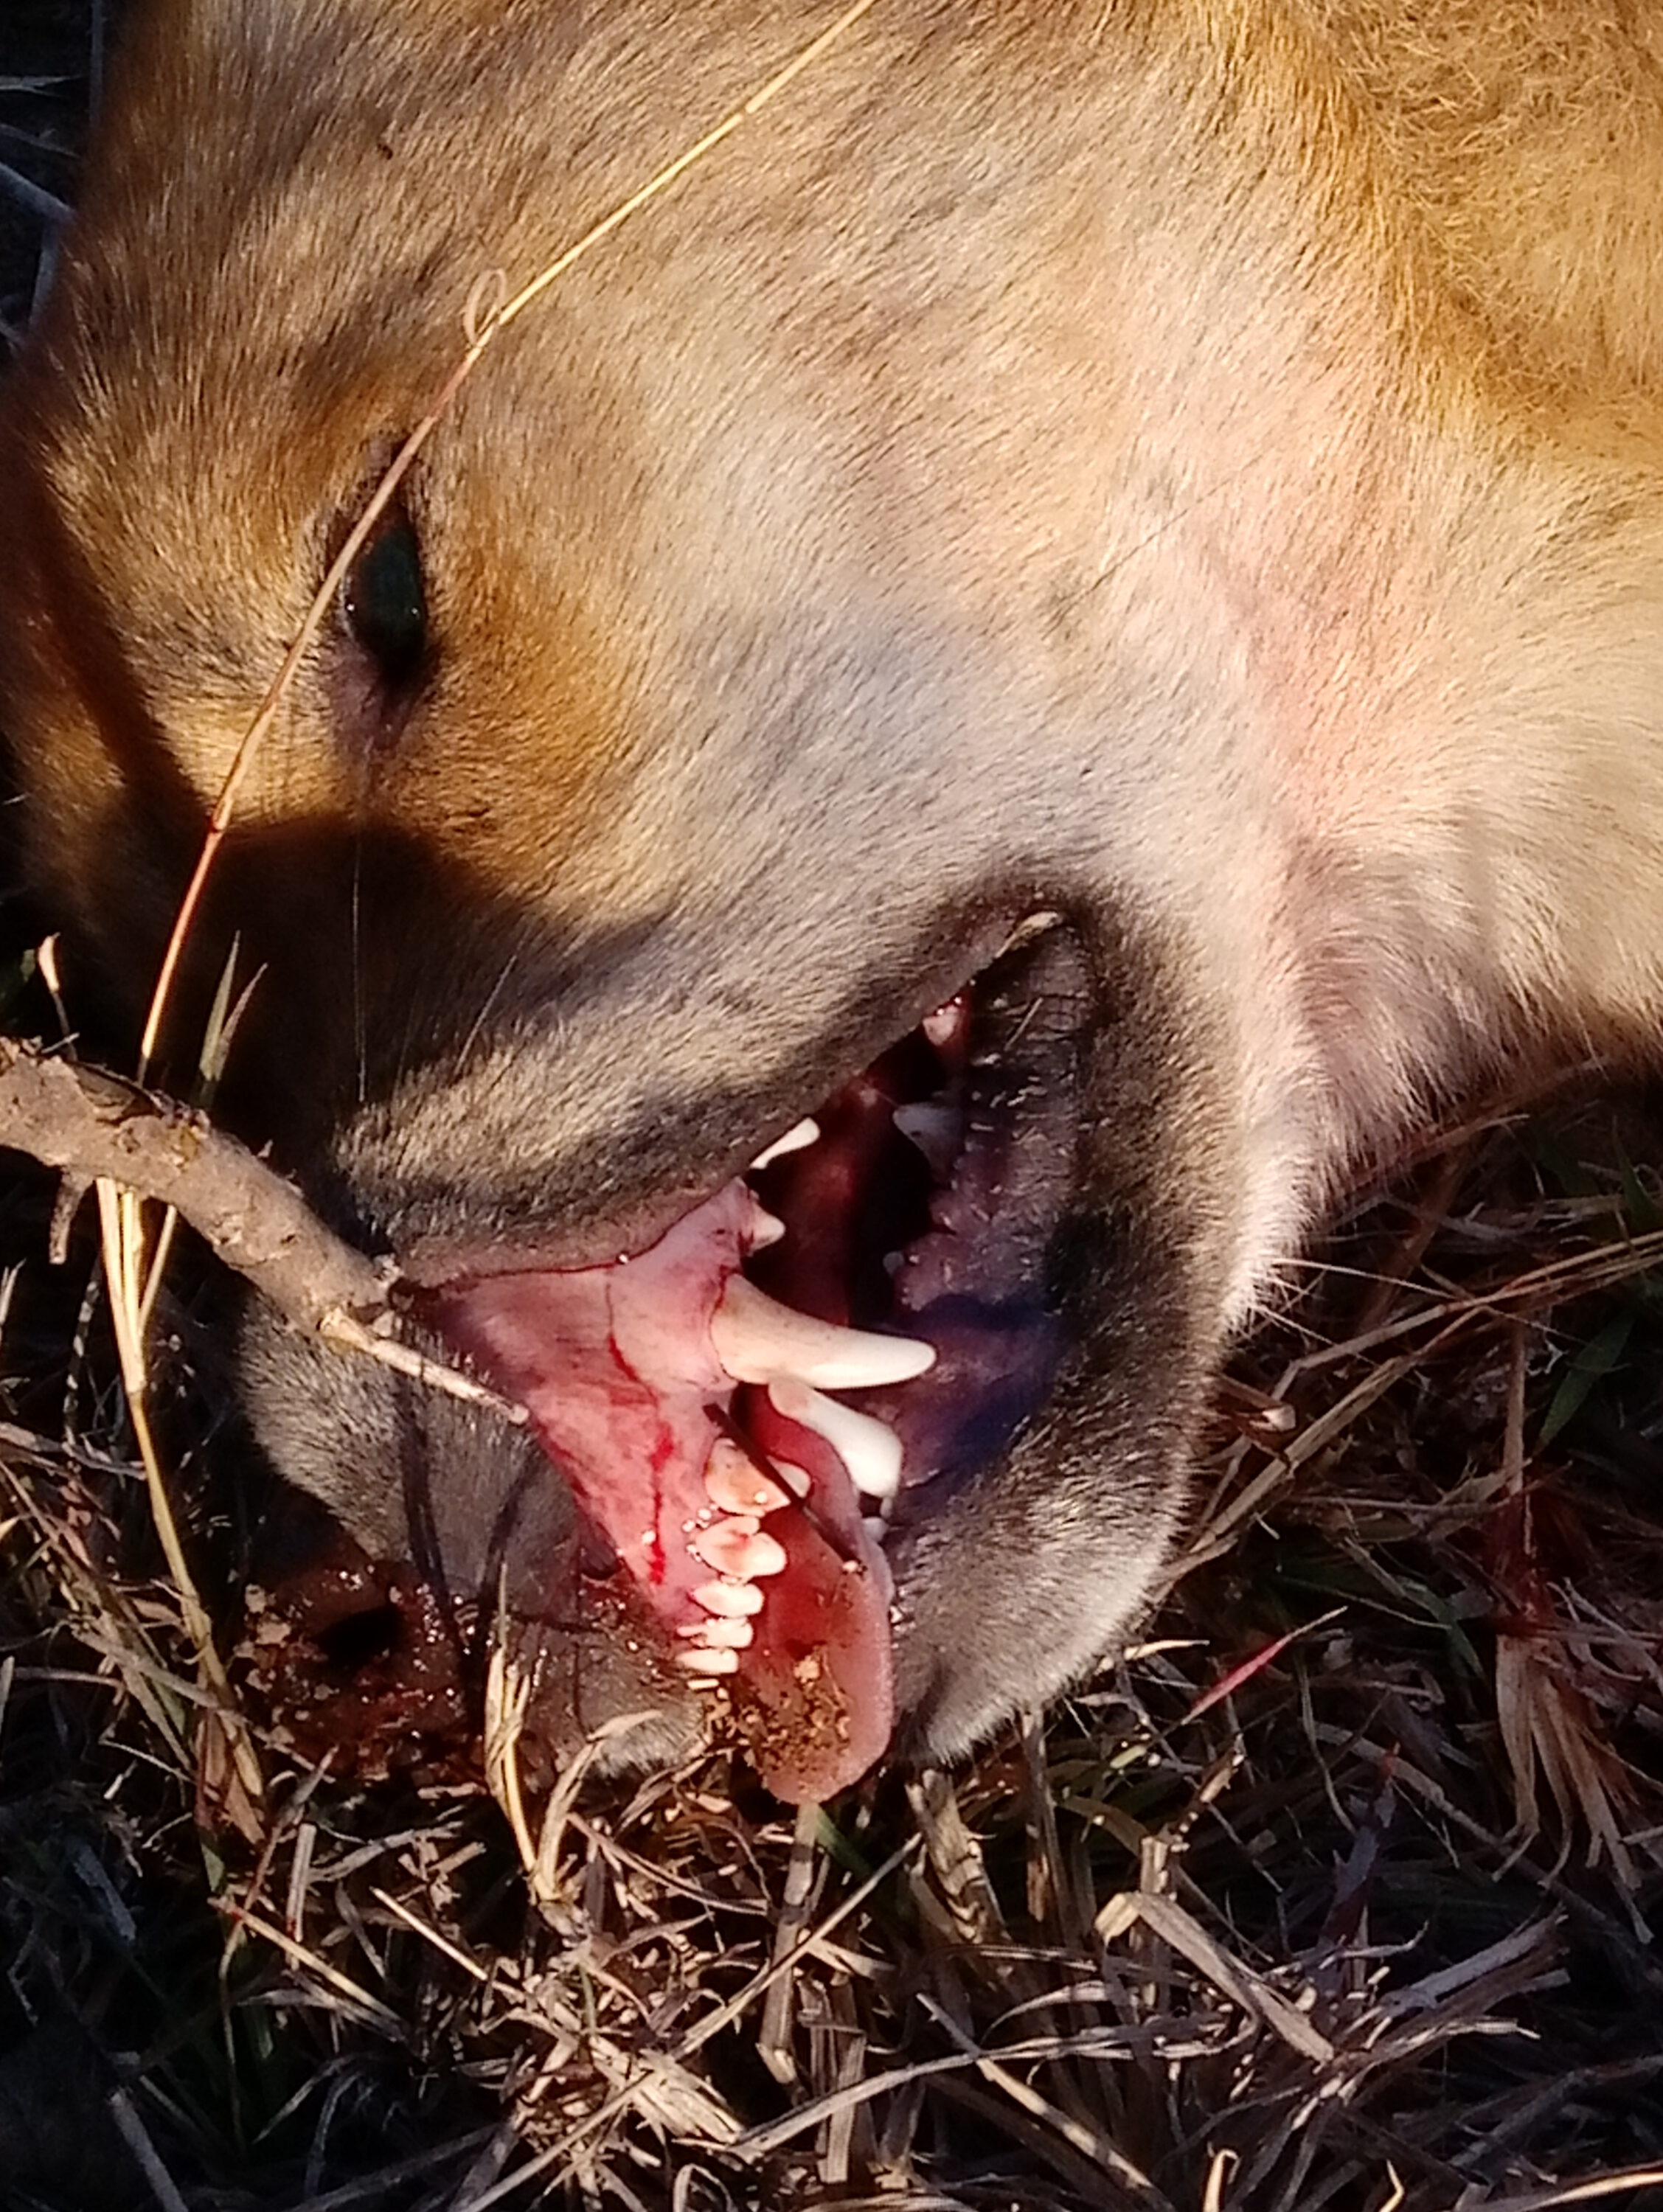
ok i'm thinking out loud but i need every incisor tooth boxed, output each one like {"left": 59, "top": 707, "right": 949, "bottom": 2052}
{"left": 768, "top": 1378, "right": 903, "bottom": 1500}
{"left": 676, "top": 1646, "right": 740, "bottom": 1676}
{"left": 694, "top": 1578, "right": 765, "bottom": 1618}
{"left": 711, "top": 1275, "right": 935, "bottom": 1388}
{"left": 750, "top": 1117, "right": 819, "bottom": 1169}
{"left": 691, "top": 1521, "right": 789, "bottom": 1579}
{"left": 677, "top": 1614, "right": 754, "bottom": 1649}
{"left": 704, "top": 1435, "right": 795, "bottom": 1516}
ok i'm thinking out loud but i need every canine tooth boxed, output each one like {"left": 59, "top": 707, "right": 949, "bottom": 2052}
{"left": 691, "top": 1520, "right": 788, "bottom": 1579}
{"left": 676, "top": 1646, "right": 740, "bottom": 1676}
{"left": 677, "top": 1613, "right": 754, "bottom": 1649}
{"left": 704, "top": 1436, "right": 796, "bottom": 1515}
{"left": 767, "top": 1379, "right": 903, "bottom": 1500}
{"left": 862, "top": 1516, "right": 889, "bottom": 1546}
{"left": 712, "top": 1276, "right": 935, "bottom": 1388}
{"left": 694, "top": 1578, "right": 766, "bottom": 1618}
{"left": 750, "top": 1117, "right": 819, "bottom": 1169}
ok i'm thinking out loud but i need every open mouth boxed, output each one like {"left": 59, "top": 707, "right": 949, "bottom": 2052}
{"left": 424, "top": 913, "right": 1089, "bottom": 1800}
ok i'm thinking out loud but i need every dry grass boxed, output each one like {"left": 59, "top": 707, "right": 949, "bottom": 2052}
{"left": 5, "top": 1068, "right": 1663, "bottom": 2212}
{"left": 3, "top": 11, "right": 1663, "bottom": 2209}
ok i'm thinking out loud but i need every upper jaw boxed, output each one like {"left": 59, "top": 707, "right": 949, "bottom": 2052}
{"left": 329, "top": 899, "right": 1052, "bottom": 1280}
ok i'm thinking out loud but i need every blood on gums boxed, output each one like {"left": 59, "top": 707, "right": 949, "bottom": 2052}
{"left": 605, "top": 1315, "right": 672, "bottom": 1585}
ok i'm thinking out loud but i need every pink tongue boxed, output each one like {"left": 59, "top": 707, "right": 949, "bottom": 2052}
{"left": 429, "top": 1180, "right": 894, "bottom": 1800}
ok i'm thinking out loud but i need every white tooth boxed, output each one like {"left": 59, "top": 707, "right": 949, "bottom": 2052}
{"left": 711, "top": 1276, "right": 935, "bottom": 1388}
{"left": 767, "top": 1378, "right": 903, "bottom": 1500}
{"left": 923, "top": 999, "right": 967, "bottom": 1048}
{"left": 747, "top": 1205, "right": 787, "bottom": 1251}
{"left": 676, "top": 1646, "right": 740, "bottom": 1676}
{"left": 703, "top": 1436, "right": 795, "bottom": 1516}
{"left": 862, "top": 1515, "right": 889, "bottom": 1547}
{"left": 677, "top": 1614, "right": 754, "bottom": 1649}
{"left": 702, "top": 1441, "right": 811, "bottom": 1516}
{"left": 694, "top": 1578, "right": 766, "bottom": 1618}
{"left": 690, "top": 1520, "right": 789, "bottom": 1579}
{"left": 750, "top": 1117, "right": 819, "bottom": 1170}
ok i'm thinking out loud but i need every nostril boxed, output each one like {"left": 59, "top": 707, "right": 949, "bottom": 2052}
{"left": 578, "top": 1530, "right": 624, "bottom": 1581}
{"left": 313, "top": 1601, "right": 405, "bottom": 1672}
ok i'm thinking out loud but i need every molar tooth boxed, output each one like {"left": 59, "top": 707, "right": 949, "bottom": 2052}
{"left": 694, "top": 1578, "right": 765, "bottom": 1618}
{"left": 676, "top": 1646, "right": 740, "bottom": 1676}
{"left": 747, "top": 1204, "right": 787, "bottom": 1251}
{"left": 691, "top": 1520, "right": 789, "bottom": 1579}
{"left": 750, "top": 1117, "right": 819, "bottom": 1170}
{"left": 677, "top": 1614, "right": 754, "bottom": 1649}
{"left": 892, "top": 1101, "right": 964, "bottom": 1175}
{"left": 712, "top": 1275, "right": 935, "bottom": 1388}
{"left": 767, "top": 1378, "right": 903, "bottom": 1500}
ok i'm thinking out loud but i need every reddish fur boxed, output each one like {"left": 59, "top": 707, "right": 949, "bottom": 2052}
{"left": 4, "top": 1, "right": 1663, "bottom": 1770}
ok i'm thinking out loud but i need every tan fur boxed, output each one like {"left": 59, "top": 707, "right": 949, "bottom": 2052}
{"left": 4, "top": 0, "right": 1663, "bottom": 1772}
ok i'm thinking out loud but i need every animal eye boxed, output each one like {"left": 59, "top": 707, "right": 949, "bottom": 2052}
{"left": 341, "top": 506, "right": 428, "bottom": 691}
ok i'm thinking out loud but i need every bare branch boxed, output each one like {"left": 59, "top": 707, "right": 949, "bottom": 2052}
{"left": 0, "top": 1034, "right": 518, "bottom": 1417}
